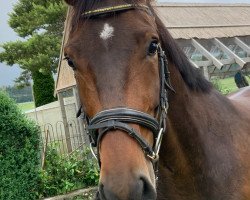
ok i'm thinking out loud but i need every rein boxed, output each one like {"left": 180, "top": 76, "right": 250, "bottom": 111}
{"left": 77, "top": 4, "right": 174, "bottom": 181}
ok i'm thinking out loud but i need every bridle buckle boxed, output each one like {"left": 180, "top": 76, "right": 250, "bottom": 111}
{"left": 147, "top": 152, "right": 159, "bottom": 162}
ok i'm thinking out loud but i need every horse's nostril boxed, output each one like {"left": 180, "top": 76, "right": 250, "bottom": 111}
{"left": 139, "top": 176, "right": 157, "bottom": 200}
{"left": 97, "top": 183, "right": 104, "bottom": 200}
{"left": 99, "top": 182, "right": 118, "bottom": 200}
{"left": 130, "top": 176, "right": 157, "bottom": 199}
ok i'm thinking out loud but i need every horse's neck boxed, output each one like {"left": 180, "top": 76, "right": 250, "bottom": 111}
{"left": 158, "top": 67, "right": 241, "bottom": 199}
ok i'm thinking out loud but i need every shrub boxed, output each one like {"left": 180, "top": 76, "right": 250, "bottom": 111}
{"left": 38, "top": 145, "right": 99, "bottom": 198}
{"left": 32, "top": 70, "right": 56, "bottom": 107}
{"left": 0, "top": 91, "right": 41, "bottom": 199}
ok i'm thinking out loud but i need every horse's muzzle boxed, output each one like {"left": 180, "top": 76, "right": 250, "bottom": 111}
{"left": 97, "top": 176, "right": 156, "bottom": 200}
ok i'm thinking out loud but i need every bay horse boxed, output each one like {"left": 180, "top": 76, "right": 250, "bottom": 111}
{"left": 63, "top": 0, "right": 250, "bottom": 199}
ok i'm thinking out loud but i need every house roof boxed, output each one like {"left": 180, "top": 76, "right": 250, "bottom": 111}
{"left": 156, "top": 3, "right": 250, "bottom": 39}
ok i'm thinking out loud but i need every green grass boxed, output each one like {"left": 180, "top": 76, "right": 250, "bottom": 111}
{"left": 213, "top": 76, "right": 250, "bottom": 95}
{"left": 18, "top": 101, "right": 35, "bottom": 112}
{"left": 219, "top": 77, "right": 238, "bottom": 93}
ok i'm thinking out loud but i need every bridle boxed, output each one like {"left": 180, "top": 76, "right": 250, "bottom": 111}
{"left": 76, "top": 3, "right": 174, "bottom": 180}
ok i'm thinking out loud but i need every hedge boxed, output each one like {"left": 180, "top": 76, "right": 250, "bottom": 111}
{"left": 32, "top": 70, "right": 56, "bottom": 107}
{"left": 0, "top": 91, "right": 41, "bottom": 199}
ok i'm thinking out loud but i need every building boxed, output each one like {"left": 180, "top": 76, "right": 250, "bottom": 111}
{"left": 156, "top": 3, "right": 250, "bottom": 79}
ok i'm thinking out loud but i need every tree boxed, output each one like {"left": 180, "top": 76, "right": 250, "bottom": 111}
{"left": 0, "top": 0, "right": 67, "bottom": 107}
{"left": 14, "top": 70, "right": 31, "bottom": 89}
{"left": 32, "top": 70, "right": 55, "bottom": 106}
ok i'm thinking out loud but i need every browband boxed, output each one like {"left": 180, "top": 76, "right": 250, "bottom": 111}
{"left": 82, "top": 4, "right": 150, "bottom": 18}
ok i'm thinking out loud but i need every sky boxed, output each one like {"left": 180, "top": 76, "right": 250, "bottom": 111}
{"left": 0, "top": 0, "right": 21, "bottom": 87}
{"left": 0, "top": 0, "right": 250, "bottom": 86}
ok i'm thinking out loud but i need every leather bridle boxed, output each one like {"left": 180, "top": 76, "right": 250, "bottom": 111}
{"left": 76, "top": 4, "right": 174, "bottom": 180}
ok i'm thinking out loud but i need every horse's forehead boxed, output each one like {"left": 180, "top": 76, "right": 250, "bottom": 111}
{"left": 76, "top": 10, "right": 155, "bottom": 39}
{"left": 67, "top": 21, "right": 131, "bottom": 57}
{"left": 65, "top": 11, "right": 157, "bottom": 65}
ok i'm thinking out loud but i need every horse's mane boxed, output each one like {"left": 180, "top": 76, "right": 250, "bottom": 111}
{"left": 149, "top": 5, "right": 212, "bottom": 93}
{"left": 68, "top": 0, "right": 212, "bottom": 93}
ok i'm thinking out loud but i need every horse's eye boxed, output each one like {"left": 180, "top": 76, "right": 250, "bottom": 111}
{"left": 148, "top": 41, "right": 159, "bottom": 56}
{"left": 64, "top": 57, "right": 76, "bottom": 70}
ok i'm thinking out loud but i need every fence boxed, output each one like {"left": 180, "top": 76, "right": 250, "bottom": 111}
{"left": 25, "top": 96, "right": 88, "bottom": 155}
{"left": 40, "top": 119, "right": 86, "bottom": 155}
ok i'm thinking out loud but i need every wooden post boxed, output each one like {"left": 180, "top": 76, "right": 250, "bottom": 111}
{"left": 73, "top": 86, "right": 89, "bottom": 146}
{"left": 58, "top": 92, "right": 72, "bottom": 153}
{"left": 203, "top": 66, "right": 210, "bottom": 80}
{"left": 41, "top": 129, "right": 49, "bottom": 169}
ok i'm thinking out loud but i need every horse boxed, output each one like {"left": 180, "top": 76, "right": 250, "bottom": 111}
{"left": 228, "top": 86, "right": 250, "bottom": 99}
{"left": 63, "top": 0, "right": 250, "bottom": 199}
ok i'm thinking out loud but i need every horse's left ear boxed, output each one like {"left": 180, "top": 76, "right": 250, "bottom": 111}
{"left": 64, "top": 0, "right": 78, "bottom": 6}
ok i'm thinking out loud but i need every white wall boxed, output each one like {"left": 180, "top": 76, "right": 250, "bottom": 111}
{"left": 25, "top": 97, "right": 85, "bottom": 153}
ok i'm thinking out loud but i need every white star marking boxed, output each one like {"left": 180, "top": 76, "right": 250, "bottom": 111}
{"left": 100, "top": 23, "right": 114, "bottom": 40}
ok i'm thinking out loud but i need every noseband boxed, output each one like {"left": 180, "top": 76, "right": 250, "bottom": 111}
{"left": 77, "top": 4, "right": 174, "bottom": 179}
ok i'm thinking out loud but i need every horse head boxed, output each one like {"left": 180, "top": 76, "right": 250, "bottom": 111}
{"left": 64, "top": 0, "right": 165, "bottom": 199}
{"left": 64, "top": 1, "right": 250, "bottom": 199}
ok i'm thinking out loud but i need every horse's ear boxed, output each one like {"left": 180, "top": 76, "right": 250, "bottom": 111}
{"left": 64, "top": 0, "right": 78, "bottom": 6}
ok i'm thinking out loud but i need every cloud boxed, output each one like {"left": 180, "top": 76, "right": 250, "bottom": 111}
{"left": 0, "top": 0, "right": 21, "bottom": 86}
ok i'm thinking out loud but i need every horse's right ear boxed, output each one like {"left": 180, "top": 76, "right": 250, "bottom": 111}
{"left": 64, "top": 0, "right": 78, "bottom": 6}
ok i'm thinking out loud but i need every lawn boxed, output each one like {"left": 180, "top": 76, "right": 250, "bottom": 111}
{"left": 219, "top": 77, "right": 238, "bottom": 93}
{"left": 213, "top": 76, "right": 250, "bottom": 95}
{"left": 18, "top": 101, "right": 35, "bottom": 112}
